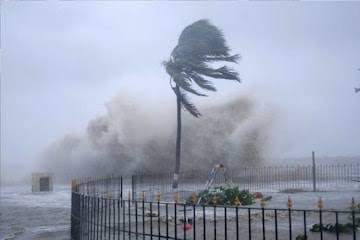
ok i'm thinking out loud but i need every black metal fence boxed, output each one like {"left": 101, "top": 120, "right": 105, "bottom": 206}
{"left": 71, "top": 163, "right": 360, "bottom": 239}
{"left": 75, "top": 163, "right": 360, "bottom": 200}
{"left": 71, "top": 189, "right": 360, "bottom": 240}
{"left": 133, "top": 164, "right": 360, "bottom": 194}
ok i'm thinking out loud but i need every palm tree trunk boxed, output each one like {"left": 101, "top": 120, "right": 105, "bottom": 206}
{"left": 172, "top": 85, "right": 182, "bottom": 189}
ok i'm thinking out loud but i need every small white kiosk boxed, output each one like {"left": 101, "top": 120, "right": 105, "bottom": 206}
{"left": 32, "top": 173, "right": 53, "bottom": 192}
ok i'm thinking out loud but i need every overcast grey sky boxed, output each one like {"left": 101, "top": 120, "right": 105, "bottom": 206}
{"left": 1, "top": 1, "right": 360, "bottom": 181}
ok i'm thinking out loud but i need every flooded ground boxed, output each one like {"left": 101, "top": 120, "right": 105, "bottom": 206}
{"left": 0, "top": 185, "right": 70, "bottom": 240}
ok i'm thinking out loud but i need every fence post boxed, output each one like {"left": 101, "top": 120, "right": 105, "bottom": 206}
{"left": 131, "top": 175, "right": 136, "bottom": 201}
{"left": 312, "top": 151, "right": 317, "bottom": 192}
{"left": 72, "top": 179, "right": 78, "bottom": 192}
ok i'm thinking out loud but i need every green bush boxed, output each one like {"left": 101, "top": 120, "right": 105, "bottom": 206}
{"left": 310, "top": 223, "right": 356, "bottom": 233}
{"left": 188, "top": 184, "right": 255, "bottom": 206}
{"left": 295, "top": 234, "right": 307, "bottom": 240}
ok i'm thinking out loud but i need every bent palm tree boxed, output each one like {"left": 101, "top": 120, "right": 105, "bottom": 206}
{"left": 163, "top": 19, "right": 241, "bottom": 189}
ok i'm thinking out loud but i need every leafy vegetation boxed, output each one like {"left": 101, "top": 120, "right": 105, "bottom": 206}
{"left": 310, "top": 223, "right": 357, "bottom": 233}
{"left": 188, "top": 184, "right": 255, "bottom": 206}
{"left": 295, "top": 234, "right": 307, "bottom": 240}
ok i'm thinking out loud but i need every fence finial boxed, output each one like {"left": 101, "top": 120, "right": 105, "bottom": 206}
{"left": 318, "top": 197, "right": 323, "bottom": 210}
{"left": 173, "top": 192, "right": 179, "bottom": 203}
{"left": 234, "top": 196, "right": 241, "bottom": 206}
{"left": 71, "top": 179, "right": 78, "bottom": 192}
{"left": 287, "top": 196, "right": 293, "bottom": 209}
{"left": 141, "top": 191, "right": 146, "bottom": 201}
{"left": 155, "top": 191, "right": 161, "bottom": 202}
{"left": 191, "top": 192, "right": 198, "bottom": 205}
{"left": 260, "top": 197, "right": 266, "bottom": 208}
{"left": 351, "top": 197, "right": 357, "bottom": 210}
{"left": 212, "top": 195, "right": 219, "bottom": 205}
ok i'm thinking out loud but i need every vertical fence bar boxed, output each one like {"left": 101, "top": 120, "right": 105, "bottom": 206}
{"left": 335, "top": 212, "right": 339, "bottom": 240}
{"left": 312, "top": 151, "right": 317, "bottom": 192}
{"left": 150, "top": 202, "right": 153, "bottom": 240}
{"left": 91, "top": 196, "right": 94, "bottom": 240}
{"left": 319, "top": 209, "right": 323, "bottom": 240}
{"left": 121, "top": 177, "right": 123, "bottom": 207}
{"left": 93, "top": 196, "right": 96, "bottom": 239}
{"left": 203, "top": 205, "right": 206, "bottom": 240}
{"left": 183, "top": 204, "right": 187, "bottom": 240}
{"left": 262, "top": 208, "right": 265, "bottom": 240}
{"left": 87, "top": 196, "right": 90, "bottom": 240}
{"left": 288, "top": 208, "right": 292, "bottom": 240}
{"left": 113, "top": 199, "right": 116, "bottom": 240}
{"left": 174, "top": 203, "right": 177, "bottom": 240}
{"left": 96, "top": 198, "right": 99, "bottom": 240}
{"left": 109, "top": 198, "right": 111, "bottom": 240}
{"left": 129, "top": 199, "right": 132, "bottom": 239}
{"left": 142, "top": 199, "right": 145, "bottom": 240}
{"left": 158, "top": 201, "right": 161, "bottom": 240}
{"left": 274, "top": 209, "right": 278, "bottom": 240}
{"left": 104, "top": 198, "right": 107, "bottom": 239}
{"left": 193, "top": 205, "right": 196, "bottom": 240}
{"left": 236, "top": 207, "right": 239, "bottom": 240}
{"left": 213, "top": 206, "right": 216, "bottom": 240}
{"left": 166, "top": 203, "right": 169, "bottom": 239}
{"left": 248, "top": 208, "right": 252, "bottom": 240}
{"left": 100, "top": 198, "right": 103, "bottom": 240}
{"left": 118, "top": 199, "right": 120, "bottom": 240}
{"left": 132, "top": 175, "right": 136, "bottom": 203}
{"left": 352, "top": 210, "right": 356, "bottom": 240}
{"left": 303, "top": 211, "right": 307, "bottom": 240}
{"left": 135, "top": 201, "right": 138, "bottom": 240}
{"left": 224, "top": 207, "right": 227, "bottom": 240}
{"left": 123, "top": 199, "right": 126, "bottom": 240}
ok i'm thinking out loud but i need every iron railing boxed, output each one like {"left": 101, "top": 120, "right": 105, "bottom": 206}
{"left": 71, "top": 172, "right": 360, "bottom": 240}
{"left": 75, "top": 163, "right": 360, "bottom": 199}
{"left": 71, "top": 191, "right": 360, "bottom": 240}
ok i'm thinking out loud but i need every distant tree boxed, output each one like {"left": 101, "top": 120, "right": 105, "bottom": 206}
{"left": 163, "top": 19, "right": 240, "bottom": 189}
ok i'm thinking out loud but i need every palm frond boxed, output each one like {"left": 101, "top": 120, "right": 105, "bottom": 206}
{"left": 201, "top": 54, "right": 241, "bottom": 63}
{"left": 165, "top": 60, "right": 207, "bottom": 96}
{"left": 191, "top": 65, "right": 240, "bottom": 82}
{"left": 165, "top": 19, "right": 240, "bottom": 117}
{"left": 187, "top": 73, "right": 217, "bottom": 92}
{"left": 173, "top": 76, "right": 207, "bottom": 96}
{"left": 172, "top": 87, "right": 201, "bottom": 117}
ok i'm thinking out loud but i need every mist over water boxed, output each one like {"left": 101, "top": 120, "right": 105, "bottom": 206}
{"left": 38, "top": 94, "right": 274, "bottom": 182}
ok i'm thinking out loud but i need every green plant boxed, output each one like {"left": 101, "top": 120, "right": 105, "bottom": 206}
{"left": 295, "top": 234, "right": 307, "bottom": 240}
{"left": 310, "top": 223, "right": 356, "bottom": 233}
{"left": 188, "top": 184, "right": 255, "bottom": 206}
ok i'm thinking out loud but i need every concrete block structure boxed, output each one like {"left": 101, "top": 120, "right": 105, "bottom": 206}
{"left": 32, "top": 173, "right": 53, "bottom": 192}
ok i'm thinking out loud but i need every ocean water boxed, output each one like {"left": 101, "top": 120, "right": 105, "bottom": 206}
{"left": 0, "top": 185, "right": 71, "bottom": 240}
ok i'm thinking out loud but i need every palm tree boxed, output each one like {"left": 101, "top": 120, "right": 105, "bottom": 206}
{"left": 163, "top": 19, "right": 241, "bottom": 189}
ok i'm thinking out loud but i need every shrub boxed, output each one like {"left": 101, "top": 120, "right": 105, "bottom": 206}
{"left": 188, "top": 184, "right": 255, "bottom": 206}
